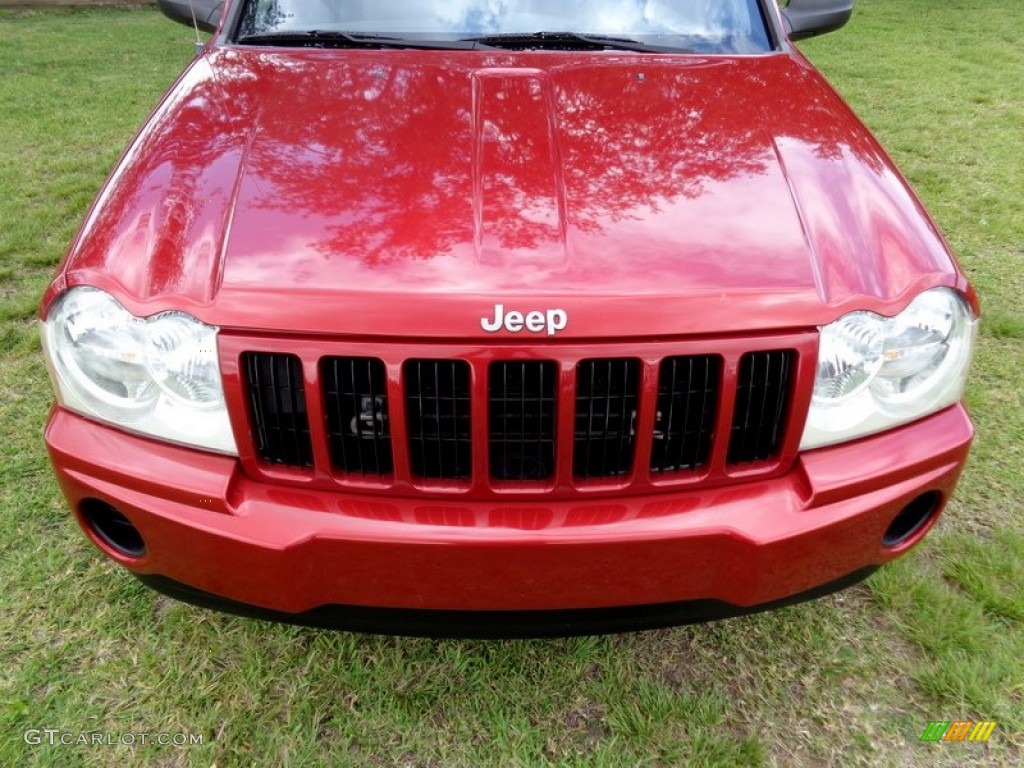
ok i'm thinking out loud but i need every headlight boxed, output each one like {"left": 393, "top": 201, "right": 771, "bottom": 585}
{"left": 42, "top": 287, "right": 237, "bottom": 454}
{"left": 801, "top": 287, "right": 976, "bottom": 450}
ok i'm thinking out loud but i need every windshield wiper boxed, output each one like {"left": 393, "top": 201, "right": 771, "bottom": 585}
{"left": 236, "top": 30, "right": 490, "bottom": 50}
{"left": 460, "top": 31, "right": 693, "bottom": 53}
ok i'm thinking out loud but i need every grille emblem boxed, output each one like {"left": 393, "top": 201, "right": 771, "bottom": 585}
{"left": 481, "top": 304, "right": 568, "bottom": 336}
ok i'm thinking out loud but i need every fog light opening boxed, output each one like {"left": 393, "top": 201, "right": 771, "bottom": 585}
{"left": 79, "top": 499, "right": 146, "bottom": 559}
{"left": 883, "top": 491, "right": 941, "bottom": 548}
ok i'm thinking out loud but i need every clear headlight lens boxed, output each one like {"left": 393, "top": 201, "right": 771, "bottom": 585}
{"left": 812, "top": 312, "right": 885, "bottom": 403}
{"left": 146, "top": 312, "right": 224, "bottom": 409}
{"left": 801, "top": 287, "right": 976, "bottom": 450}
{"left": 42, "top": 287, "right": 237, "bottom": 454}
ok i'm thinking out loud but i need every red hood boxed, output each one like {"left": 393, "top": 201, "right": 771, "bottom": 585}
{"left": 52, "top": 48, "right": 963, "bottom": 338}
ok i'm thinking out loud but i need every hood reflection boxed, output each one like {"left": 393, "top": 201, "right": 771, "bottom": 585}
{"left": 223, "top": 50, "right": 824, "bottom": 294}
{"left": 65, "top": 45, "right": 955, "bottom": 329}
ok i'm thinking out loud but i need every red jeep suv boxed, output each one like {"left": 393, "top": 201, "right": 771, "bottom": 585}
{"left": 40, "top": 0, "right": 978, "bottom": 636}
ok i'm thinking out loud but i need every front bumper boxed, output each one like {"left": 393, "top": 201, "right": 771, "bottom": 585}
{"left": 45, "top": 404, "right": 973, "bottom": 636}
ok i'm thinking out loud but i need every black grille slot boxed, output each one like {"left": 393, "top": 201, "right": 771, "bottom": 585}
{"left": 728, "top": 350, "right": 795, "bottom": 464}
{"left": 574, "top": 359, "right": 640, "bottom": 479}
{"left": 651, "top": 355, "right": 721, "bottom": 474}
{"left": 243, "top": 353, "right": 313, "bottom": 468}
{"left": 489, "top": 361, "right": 557, "bottom": 481}
{"left": 405, "top": 360, "right": 472, "bottom": 480}
{"left": 321, "top": 357, "right": 392, "bottom": 475}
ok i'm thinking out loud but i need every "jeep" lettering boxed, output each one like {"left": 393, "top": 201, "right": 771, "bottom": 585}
{"left": 481, "top": 304, "right": 568, "bottom": 336}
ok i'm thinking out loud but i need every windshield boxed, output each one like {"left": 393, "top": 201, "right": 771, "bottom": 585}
{"left": 235, "top": 0, "right": 773, "bottom": 54}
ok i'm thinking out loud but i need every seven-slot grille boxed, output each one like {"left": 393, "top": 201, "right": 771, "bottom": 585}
{"left": 240, "top": 347, "right": 799, "bottom": 493}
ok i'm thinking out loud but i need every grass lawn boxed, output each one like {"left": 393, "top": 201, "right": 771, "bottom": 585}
{"left": 0, "top": 2, "right": 1021, "bottom": 766}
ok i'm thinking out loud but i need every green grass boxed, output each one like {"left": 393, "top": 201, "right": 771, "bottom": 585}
{"left": 1, "top": 3, "right": 1022, "bottom": 766}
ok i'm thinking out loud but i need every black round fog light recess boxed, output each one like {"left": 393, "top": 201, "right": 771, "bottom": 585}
{"left": 883, "top": 492, "right": 941, "bottom": 548}
{"left": 80, "top": 499, "right": 146, "bottom": 558}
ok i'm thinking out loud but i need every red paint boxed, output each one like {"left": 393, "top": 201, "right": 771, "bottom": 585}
{"left": 43, "top": 50, "right": 961, "bottom": 335}
{"left": 41, "top": 28, "right": 976, "bottom": 625}
{"left": 215, "top": 332, "right": 819, "bottom": 499}
{"left": 46, "top": 405, "right": 972, "bottom": 612}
